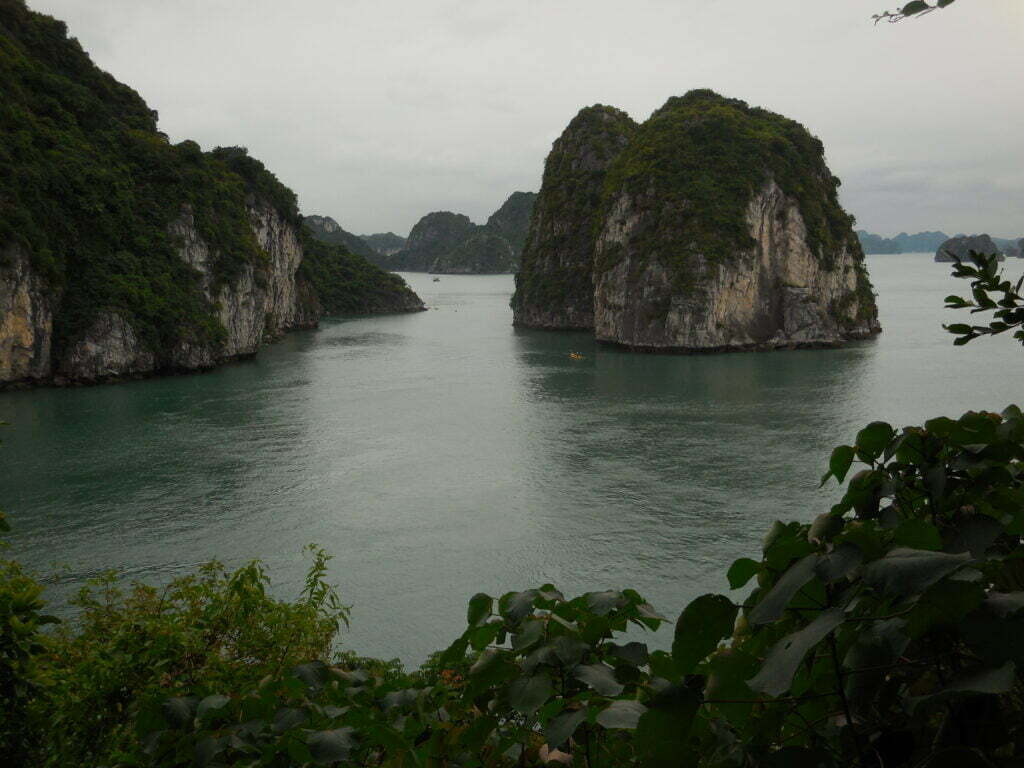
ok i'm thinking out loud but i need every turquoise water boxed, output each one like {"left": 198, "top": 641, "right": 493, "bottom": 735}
{"left": 2, "top": 254, "right": 1021, "bottom": 664}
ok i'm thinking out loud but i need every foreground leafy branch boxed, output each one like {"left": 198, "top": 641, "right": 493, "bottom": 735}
{"left": 944, "top": 251, "right": 1024, "bottom": 346}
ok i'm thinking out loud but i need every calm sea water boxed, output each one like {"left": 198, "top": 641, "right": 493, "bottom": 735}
{"left": 2, "top": 254, "right": 1021, "bottom": 664}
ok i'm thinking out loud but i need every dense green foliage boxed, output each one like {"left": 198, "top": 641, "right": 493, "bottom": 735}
{"left": 944, "top": 252, "right": 1024, "bottom": 346}
{"left": 600, "top": 90, "right": 859, "bottom": 277}
{"left": 512, "top": 105, "right": 637, "bottom": 323}
{"left": 297, "top": 231, "right": 423, "bottom": 315}
{"left": 0, "top": 0, "right": 300, "bottom": 360}
{"left": 0, "top": 533, "right": 348, "bottom": 767}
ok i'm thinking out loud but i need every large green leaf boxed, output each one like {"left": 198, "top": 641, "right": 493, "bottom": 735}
{"left": 704, "top": 648, "right": 759, "bottom": 728}
{"left": 814, "top": 542, "right": 863, "bottom": 583}
{"left": 500, "top": 590, "right": 537, "bottom": 622}
{"left": 855, "top": 421, "right": 894, "bottom": 462}
{"left": 984, "top": 591, "right": 1024, "bottom": 617}
{"left": 506, "top": 673, "right": 553, "bottom": 715}
{"left": 162, "top": 697, "right": 197, "bottom": 727}
{"left": 904, "top": 578, "right": 984, "bottom": 638}
{"left": 586, "top": 590, "right": 627, "bottom": 616}
{"left": 821, "top": 445, "right": 855, "bottom": 486}
{"left": 196, "top": 694, "right": 229, "bottom": 719}
{"left": 910, "top": 662, "right": 1016, "bottom": 712}
{"left": 545, "top": 708, "right": 587, "bottom": 749}
{"left": 636, "top": 684, "right": 699, "bottom": 766}
{"left": 864, "top": 548, "right": 971, "bottom": 597}
{"left": 573, "top": 663, "right": 624, "bottom": 696}
{"left": 307, "top": 728, "right": 355, "bottom": 764}
{"left": 749, "top": 554, "right": 818, "bottom": 625}
{"left": 608, "top": 641, "right": 648, "bottom": 666}
{"left": 672, "top": 594, "right": 737, "bottom": 674}
{"left": 596, "top": 699, "right": 646, "bottom": 729}
{"left": 748, "top": 608, "right": 845, "bottom": 697}
{"left": 511, "top": 618, "right": 545, "bottom": 651}
{"left": 727, "top": 558, "right": 760, "bottom": 589}
{"left": 467, "top": 592, "right": 493, "bottom": 627}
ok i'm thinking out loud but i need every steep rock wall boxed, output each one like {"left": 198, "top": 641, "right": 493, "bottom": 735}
{"left": 1, "top": 200, "right": 319, "bottom": 386}
{"left": 511, "top": 106, "right": 637, "bottom": 330}
{"left": 0, "top": 245, "right": 55, "bottom": 382}
{"left": 593, "top": 180, "right": 879, "bottom": 350}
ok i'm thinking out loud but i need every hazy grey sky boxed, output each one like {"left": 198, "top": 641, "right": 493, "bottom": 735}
{"left": 29, "top": 0, "right": 1024, "bottom": 238}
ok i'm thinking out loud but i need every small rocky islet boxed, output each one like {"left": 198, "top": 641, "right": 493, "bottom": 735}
{"left": 513, "top": 91, "right": 882, "bottom": 352}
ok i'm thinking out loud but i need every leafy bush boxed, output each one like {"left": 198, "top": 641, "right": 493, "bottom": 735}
{"left": 944, "top": 252, "right": 1024, "bottom": 346}
{"left": 0, "top": 544, "right": 348, "bottom": 767}
{"left": 297, "top": 231, "right": 423, "bottom": 315}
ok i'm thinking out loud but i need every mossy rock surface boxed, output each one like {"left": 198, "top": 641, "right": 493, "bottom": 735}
{"left": 599, "top": 89, "right": 857, "bottom": 278}
{"left": 512, "top": 105, "right": 637, "bottom": 327}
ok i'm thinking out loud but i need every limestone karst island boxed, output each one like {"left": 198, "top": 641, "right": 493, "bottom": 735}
{"left": 4, "top": 1, "right": 1024, "bottom": 766}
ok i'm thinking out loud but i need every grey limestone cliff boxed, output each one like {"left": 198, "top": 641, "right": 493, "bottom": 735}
{"left": 0, "top": 244, "right": 55, "bottom": 383}
{"left": 1, "top": 200, "right": 321, "bottom": 386}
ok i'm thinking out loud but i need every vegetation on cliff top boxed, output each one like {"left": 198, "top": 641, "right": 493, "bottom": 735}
{"left": 297, "top": 231, "right": 423, "bottom": 315}
{"left": 600, "top": 89, "right": 861, "bottom": 279}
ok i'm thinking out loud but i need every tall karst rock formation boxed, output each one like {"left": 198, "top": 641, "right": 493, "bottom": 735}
{"left": 512, "top": 106, "right": 637, "bottom": 329}
{"left": 513, "top": 90, "right": 881, "bottom": 350}
{"left": 0, "top": 0, "right": 422, "bottom": 387}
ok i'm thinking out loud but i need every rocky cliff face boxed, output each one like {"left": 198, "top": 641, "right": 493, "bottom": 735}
{"left": 514, "top": 91, "right": 880, "bottom": 349}
{"left": 594, "top": 180, "right": 877, "bottom": 350}
{"left": 511, "top": 106, "right": 638, "bottom": 329}
{"left": 935, "top": 234, "right": 1004, "bottom": 262}
{"left": 0, "top": 245, "right": 56, "bottom": 382}
{"left": 0, "top": 200, "right": 321, "bottom": 386}
{"left": 0, "top": 197, "right": 429, "bottom": 387}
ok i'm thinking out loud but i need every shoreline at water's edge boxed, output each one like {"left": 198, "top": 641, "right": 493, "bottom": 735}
{"left": 0, "top": 306, "right": 428, "bottom": 392}
{"left": 595, "top": 328, "right": 882, "bottom": 355}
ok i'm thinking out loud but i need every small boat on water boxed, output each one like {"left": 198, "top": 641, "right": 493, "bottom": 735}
{"left": 432, "top": 277, "right": 440, "bottom": 282}
{"left": 569, "top": 352, "right": 584, "bottom": 360}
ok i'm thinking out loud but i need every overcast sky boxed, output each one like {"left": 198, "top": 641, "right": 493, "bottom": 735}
{"left": 29, "top": 0, "right": 1024, "bottom": 238}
